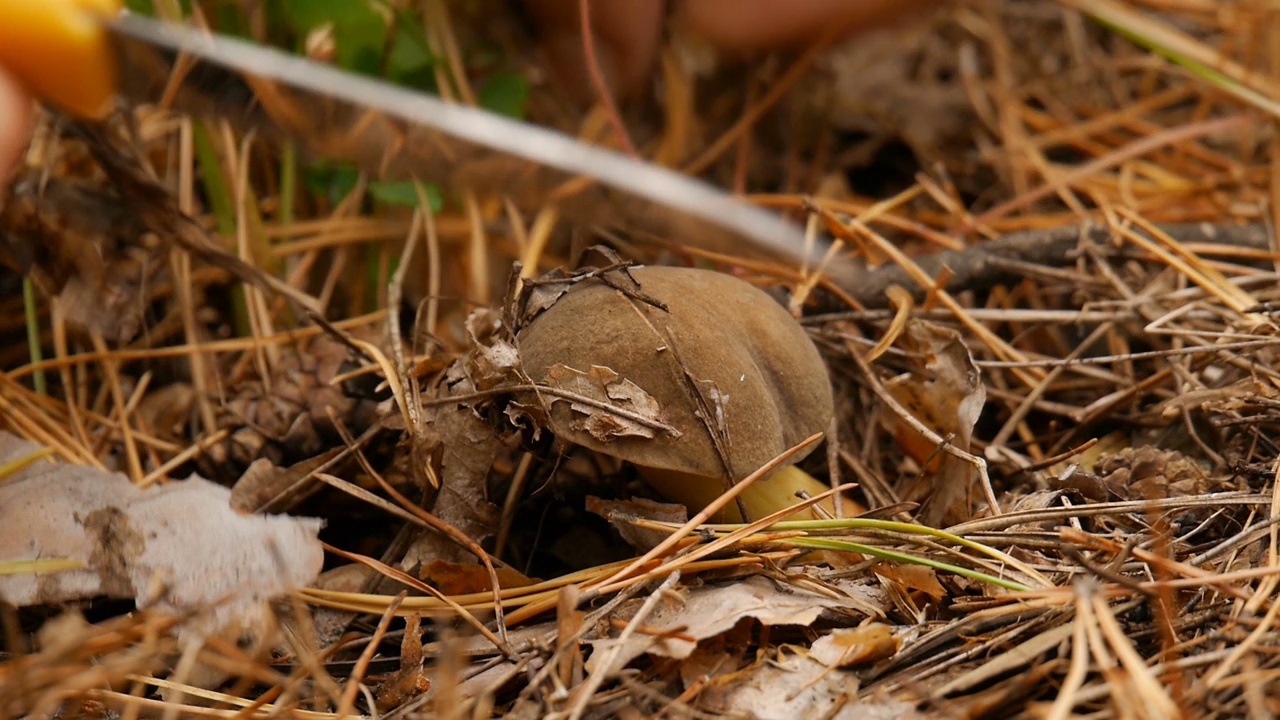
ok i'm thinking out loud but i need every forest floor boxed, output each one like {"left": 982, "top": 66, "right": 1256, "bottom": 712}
{"left": 3, "top": 1, "right": 1280, "bottom": 718}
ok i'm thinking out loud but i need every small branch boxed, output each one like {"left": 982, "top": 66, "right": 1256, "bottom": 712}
{"left": 828, "top": 221, "right": 1270, "bottom": 308}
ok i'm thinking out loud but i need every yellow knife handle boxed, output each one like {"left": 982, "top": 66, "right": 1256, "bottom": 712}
{"left": 0, "top": 0, "right": 122, "bottom": 119}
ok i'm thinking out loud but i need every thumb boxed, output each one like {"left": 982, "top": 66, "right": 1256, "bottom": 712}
{"left": 0, "top": 69, "right": 34, "bottom": 181}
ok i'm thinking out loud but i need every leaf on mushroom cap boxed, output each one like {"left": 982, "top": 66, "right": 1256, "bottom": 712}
{"left": 515, "top": 266, "right": 833, "bottom": 480}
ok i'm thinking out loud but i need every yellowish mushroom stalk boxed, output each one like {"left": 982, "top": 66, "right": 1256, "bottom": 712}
{"left": 640, "top": 464, "right": 846, "bottom": 524}
{"left": 516, "top": 265, "right": 859, "bottom": 524}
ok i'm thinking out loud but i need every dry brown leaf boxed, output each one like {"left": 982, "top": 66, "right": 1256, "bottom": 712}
{"left": 0, "top": 175, "right": 163, "bottom": 341}
{"left": 133, "top": 383, "right": 197, "bottom": 443}
{"left": 543, "top": 363, "right": 665, "bottom": 441}
{"left": 872, "top": 562, "right": 947, "bottom": 601}
{"left": 420, "top": 560, "right": 536, "bottom": 596}
{"left": 518, "top": 271, "right": 574, "bottom": 324}
{"left": 699, "top": 652, "right": 924, "bottom": 720}
{"left": 372, "top": 614, "right": 431, "bottom": 711}
{"left": 229, "top": 450, "right": 340, "bottom": 513}
{"left": 585, "top": 576, "right": 871, "bottom": 673}
{"left": 818, "top": 18, "right": 969, "bottom": 167}
{"left": 406, "top": 309, "right": 512, "bottom": 565}
{"left": 809, "top": 623, "right": 900, "bottom": 668}
{"left": 406, "top": 390, "right": 501, "bottom": 566}
{"left": 585, "top": 495, "right": 689, "bottom": 550}
{"left": 885, "top": 319, "right": 985, "bottom": 525}
{"left": 462, "top": 308, "right": 522, "bottom": 391}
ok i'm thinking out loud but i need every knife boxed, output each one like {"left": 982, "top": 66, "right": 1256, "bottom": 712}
{"left": 0, "top": 0, "right": 824, "bottom": 268}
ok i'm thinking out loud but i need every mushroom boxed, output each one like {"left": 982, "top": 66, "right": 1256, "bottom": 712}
{"left": 515, "top": 265, "right": 844, "bottom": 522}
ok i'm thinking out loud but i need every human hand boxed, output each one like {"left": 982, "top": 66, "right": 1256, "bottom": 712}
{"left": 526, "top": 0, "right": 939, "bottom": 101}
{"left": 0, "top": 69, "right": 33, "bottom": 181}
{"left": 0, "top": 3, "right": 934, "bottom": 177}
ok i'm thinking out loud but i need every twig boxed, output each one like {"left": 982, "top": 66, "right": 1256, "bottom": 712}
{"left": 825, "top": 221, "right": 1271, "bottom": 308}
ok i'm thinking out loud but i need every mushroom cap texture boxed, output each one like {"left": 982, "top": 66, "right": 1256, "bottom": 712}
{"left": 516, "top": 266, "right": 834, "bottom": 479}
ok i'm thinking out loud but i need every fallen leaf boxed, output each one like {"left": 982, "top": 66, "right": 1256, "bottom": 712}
{"left": 133, "top": 383, "right": 196, "bottom": 443}
{"left": 585, "top": 496, "right": 689, "bottom": 550}
{"left": 543, "top": 363, "right": 666, "bottom": 441}
{"left": 873, "top": 562, "right": 947, "bottom": 601}
{"left": 404, "top": 399, "right": 501, "bottom": 567}
{"left": 0, "top": 175, "right": 162, "bottom": 341}
{"left": 503, "top": 399, "right": 548, "bottom": 438}
{"left": 229, "top": 450, "right": 340, "bottom": 513}
{"left": 687, "top": 375, "right": 730, "bottom": 438}
{"left": 585, "top": 576, "right": 870, "bottom": 673}
{"left": 372, "top": 614, "right": 431, "bottom": 711}
{"left": 420, "top": 560, "right": 536, "bottom": 596}
{"left": 699, "top": 652, "right": 925, "bottom": 720}
{"left": 518, "top": 271, "right": 574, "bottom": 325}
{"left": 809, "top": 624, "right": 900, "bottom": 668}
{"left": 885, "top": 319, "right": 986, "bottom": 525}
{"left": 462, "top": 308, "right": 522, "bottom": 390}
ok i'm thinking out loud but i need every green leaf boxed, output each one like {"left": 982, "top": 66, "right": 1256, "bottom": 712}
{"left": 302, "top": 161, "right": 362, "bottom": 205}
{"left": 791, "top": 537, "right": 1032, "bottom": 592}
{"left": 277, "top": 0, "right": 388, "bottom": 75}
{"left": 385, "top": 12, "right": 438, "bottom": 89}
{"left": 192, "top": 123, "right": 235, "bottom": 236}
{"left": 124, "top": 0, "right": 193, "bottom": 16}
{"left": 302, "top": 162, "right": 443, "bottom": 211}
{"left": 479, "top": 71, "right": 529, "bottom": 119}
{"left": 369, "top": 180, "right": 443, "bottom": 211}
{"left": 213, "top": 2, "right": 251, "bottom": 38}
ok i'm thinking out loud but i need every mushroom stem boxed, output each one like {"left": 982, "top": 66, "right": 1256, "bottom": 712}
{"left": 638, "top": 464, "right": 862, "bottom": 524}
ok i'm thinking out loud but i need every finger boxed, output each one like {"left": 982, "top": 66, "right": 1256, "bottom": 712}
{"left": 524, "top": 0, "right": 666, "bottom": 101}
{"left": 0, "top": 69, "right": 34, "bottom": 180}
{"left": 683, "top": 0, "right": 937, "bottom": 52}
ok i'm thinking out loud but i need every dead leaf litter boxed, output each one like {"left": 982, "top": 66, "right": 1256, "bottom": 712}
{"left": 4, "top": 0, "right": 1280, "bottom": 718}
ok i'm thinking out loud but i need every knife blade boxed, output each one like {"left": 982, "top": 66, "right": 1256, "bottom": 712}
{"left": 88, "top": 11, "right": 825, "bottom": 267}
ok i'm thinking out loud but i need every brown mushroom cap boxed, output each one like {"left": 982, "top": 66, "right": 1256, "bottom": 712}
{"left": 515, "top": 266, "right": 833, "bottom": 482}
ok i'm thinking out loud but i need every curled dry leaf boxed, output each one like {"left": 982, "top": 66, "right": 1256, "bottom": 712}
{"left": 516, "top": 268, "right": 575, "bottom": 323}
{"left": 584, "top": 495, "right": 689, "bottom": 550}
{"left": 885, "top": 318, "right": 986, "bottom": 526}
{"left": 372, "top": 614, "right": 431, "bottom": 712}
{"left": 419, "top": 560, "right": 536, "bottom": 596}
{"left": 229, "top": 450, "right": 342, "bottom": 513}
{"left": 585, "top": 576, "right": 872, "bottom": 673}
{"left": 872, "top": 562, "right": 947, "bottom": 601}
{"left": 809, "top": 623, "right": 900, "bottom": 668}
{"left": 0, "top": 433, "right": 324, "bottom": 644}
{"left": 0, "top": 175, "right": 163, "bottom": 341}
{"left": 403, "top": 308, "right": 512, "bottom": 567}
{"left": 994, "top": 489, "right": 1074, "bottom": 525}
{"left": 543, "top": 363, "right": 668, "bottom": 441}
{"left": 698, "top": 653, "right": 924, "bottom": 720}
{"left": 461, "top": 308, "right": 522, "bottom": 391}
{"left": 406, "top": 394, "right": 502, "bottom": 567}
